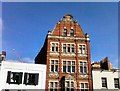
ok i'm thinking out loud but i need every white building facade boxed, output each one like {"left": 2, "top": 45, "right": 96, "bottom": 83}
{"left": 0, "top": 61, "right": 46, "bottom": 91}
{"left": 92, "top": 69, "right": 120, "bottom": 91}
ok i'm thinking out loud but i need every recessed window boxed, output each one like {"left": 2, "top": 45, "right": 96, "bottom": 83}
{"left": 78, "top": 45, "right": 86, "bottom": 54}
{"left": 24, "top": 73, "right": 39, "bottom": 86}
{"left": 63, "top": 29, "right": 67, "bottom": 36}
{"left": 114, "top": 78, "right": 119, "bottom": 88}
{"left": 80, "top": 83, "right": 89, "bottom": 91}
{"left": 49, "top": 82, "right": 58, "bottom": 91}
{"left": 62, "top": 44, "right": 75, "bottom": 53}
{"left": 70, "top": 30, "right": 74, "bottom": 37}
{"left": 50, "top": 60, "right": 58, "bottom": 72}
{"left": 101, "top": 77, "right": 107, "bottom": 88}
{"left": 51, "top": 43, "right": 59, "bottom": 52}
{"left": 63, "top": 61, "right": 75, "bottom": 73}
{"left": 6, "top": 71, "right": 23, "bottom": 85}
{"left": 80, "top": 62, "right": 87, "bottom": 74}
{"left": 65, "top": 81, "right": 74, "bottom": 90}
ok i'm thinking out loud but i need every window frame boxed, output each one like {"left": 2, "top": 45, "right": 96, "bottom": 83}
{"left": 50, "top": 42, "right": 59, "bottom": 52}
{"left": 63, "top": 29, "right": 67, "bottom": 36}
{"left": 62, "top": 60, "right": 76, "bottom": 73}
{"left": 62, "top": 43, "right": 75, "bottom": 53}
{"left": 79, "top": 61, "right": 88, "bottom": 74}
{"left": 6, "top": 71, "right": 23, "bottom": 85}
{"left": 78, "top": 44, "right": 87, "bottom": 54}
{"left": 80, "top": 82, "right": 89, "bottom": 91}
{"left": 49, "top": 81, "right": 58, "bottom": 91}
{"left": 65, "top": 80, "right": 75, "bottom": 90}
{"left": 50, "top": 59, "right": 59, "bottom": 72}
{"left": 101, "top": 77, "right": 107, "bottom": 88}
{"left": 23, "top": 73, "right": 39, "bottom": 86}
{"left": 70, "top": 29, "right": 74, "bottom": 37}
{"left": 114, "top": 78, "right": 119, "bottom": 88}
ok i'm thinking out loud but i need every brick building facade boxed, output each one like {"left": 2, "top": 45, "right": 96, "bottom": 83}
{"left": 35, "top": 14, "right": 92, "bottom": 91}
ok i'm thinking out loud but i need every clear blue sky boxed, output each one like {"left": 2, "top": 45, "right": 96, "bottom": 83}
{"left": 2, "top": 2, "right": 118, "bottom": 67}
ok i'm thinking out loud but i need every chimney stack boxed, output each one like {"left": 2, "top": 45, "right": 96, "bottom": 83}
{"left": 1, "top": 51, "right": 6, "bottom": 61}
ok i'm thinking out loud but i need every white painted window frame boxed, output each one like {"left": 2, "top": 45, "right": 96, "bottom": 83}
{"left": 62, "top": 60, "right": 76, "bottom": 73}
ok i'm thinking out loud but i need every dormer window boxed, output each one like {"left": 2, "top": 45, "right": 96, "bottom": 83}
{"left": 70, "top": 30, "right": 74, "bottom": 37}
{"left": 63, "top": 29, "right": 67, "bottom": 36}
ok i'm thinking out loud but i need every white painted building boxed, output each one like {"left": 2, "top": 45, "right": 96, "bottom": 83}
{"left": 92, "top": 69, "right": 120, "bottom": 91}
{"left": 92, "top": 57, "right": 120, "bottom": 91}
{"left": 0, "top": 61, "right": 46, "bottom": 91}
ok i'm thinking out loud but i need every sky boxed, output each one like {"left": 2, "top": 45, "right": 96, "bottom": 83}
{"left": 2, "top": 2, "right": 118, "bottom": 68}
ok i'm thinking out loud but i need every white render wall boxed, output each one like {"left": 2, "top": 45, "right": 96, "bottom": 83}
{"left": 0, "top": 61, "right": 46, "bottom": 91}
{"left": 92, "top": 69, "right": 120, "bottom": 90}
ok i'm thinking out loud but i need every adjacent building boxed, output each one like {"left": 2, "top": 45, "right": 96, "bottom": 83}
{"left": 92, "top": 57, "right": 120, "bottom": 91}
{"left": 0, "top": 52, "right": 46, "bottom": 91}
{"left": 35, "top": 14, "right": 92, "bottom": 90}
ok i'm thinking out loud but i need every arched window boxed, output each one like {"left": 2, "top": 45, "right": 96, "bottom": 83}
{"left": 70, "top": 30, "right": 74, "bottom": 37}
{"left": 63, "top": 29, "right": 67, "bottom": 36}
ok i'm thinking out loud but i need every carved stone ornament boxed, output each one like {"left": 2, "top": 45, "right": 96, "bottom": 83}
{"left": 48, "top": 72, "right": 59, "bottom": 78}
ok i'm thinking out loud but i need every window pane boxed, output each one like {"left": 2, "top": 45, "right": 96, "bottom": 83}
{"left": 71, "top": 82, "right": 74, "bottom": 87}
{"left": 63, "top": 61, "right": 66, "bottom": 65}
{"left": 72, "top": 66, "right": 75, "bottom": 72}
{"left": 84, "top": 67, "right": 87, "bottom": 73}
{"left": 85, "top": 83, "right": 88, "bottom": 88}
{"left": 63, "top": 46, "right": 66, "bottom": 52}
{"left": 55, "top": 60, "right": 58, "bottom": 64}
{"left": 66, "top": 81, "right": 69, "bottom": 87}
{"left": 72, "top": 47, "right": 75, "bottom": 52}
{"left": 51, "top": 60, "right": 54, "bottom": 64}
{"left": 68, "top": 61, "right": 71, "bottom": 65}
{"left": 70, "top": 30, "right": 74, "bottom": 36}
{"left": 81, "top": 83, "right": 84, "bottom": 88}
{"left": 55, "top": 65, "right": 58, "bottom": 72}
{"left": 56, "top": 47, "right": 58, "bottom": 52}
{"left": 63, "top": 30, "right": 67, "bottom": 36}
{"left": 68, "top": 66, "right": 71, "bottom": 72}
{"left": 80, "top": 66, "right": 83, "bottom": 73}
{"left": 51, "top": 65, "right": 54, "bottom": 72}
{"left": 72, "top": 61, "right": 75, "bottom": 65}
{"left": 102, "top": 78, "right": 107, "bottom": 88}
{"left": 50, "top": 82, "right": 53, "bottom": 87}
{"left": 55, "top": 82, "right": 57, "bottom": 87}
{"left": 63, "top": 66, "right": 66, "bottom": 72}
{"left": 68, "top": 47, "right": 70, "bottom": 52}
{"left": 80, "top": 62, "right": 83, "bottom": 66}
